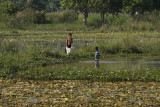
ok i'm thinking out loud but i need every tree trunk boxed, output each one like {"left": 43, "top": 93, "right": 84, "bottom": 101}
{"left": 84, "top": 11, "right": 88, "bottom": 25}
{"left": 100, "top": 12, "right": 105, "bottom": 24}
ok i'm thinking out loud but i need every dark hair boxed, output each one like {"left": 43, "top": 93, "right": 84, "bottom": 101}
{"left": 95, "top": 47, "right": 98, "bottom": 50}
{"left": 68, "top": 33, "right": 72, "bottom": 36}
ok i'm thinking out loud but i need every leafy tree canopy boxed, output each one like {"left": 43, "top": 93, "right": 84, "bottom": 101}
{"left": 61, "top": 0, "right": 93, "bottom": 25}
{"left": 27, "top": 0, "right": 45, "bottom": 11}
{"left": 0, "top": 1, "right": 18, "bottom": 15}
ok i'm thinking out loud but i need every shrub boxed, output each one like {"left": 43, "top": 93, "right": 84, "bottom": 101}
{"left": 0, "top": 39, "right": 26, "bottom": 53}
{"left": 0, "top": 1, "right": 18, "bottom": 16}
{"left": 34, "top": 11, "right": 47, "bottom": 24}
{"left": 87, "top": 14, "right": 103, "bottom": 28}
{"left": 46, "top": 10, "right": 78, "bottom": 23}
{"left": 16, "top": 8, "right": 47, "bottom": 24}
{"left": 0, "top": 15, "right": 22, "bottom": 29}
{"left": 16, "top": 8, "right": 35, "bottom": 24}
{"left": 0, "top": 8, "right": 36, "bottom": 29}
{"left": 62, "top": 10, "right": 79, "bottom": 23}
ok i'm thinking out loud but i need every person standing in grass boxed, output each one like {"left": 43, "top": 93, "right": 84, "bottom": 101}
{"left": 94, "top": 47, "right": 100, "bottom": 68}
{"left": 66, "top": 33, "right": 73, "bottom": 54}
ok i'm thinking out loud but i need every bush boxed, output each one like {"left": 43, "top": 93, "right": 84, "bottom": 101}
{"left": 0, "top": 8, "right": 36, "bottom": 29}
{"left": 134, "top": 10, "right": 160, "bottom": 23}
{"left": 34, "top": 11, "right": 46, "bottom": 24}
{"left": 16, "top": 8, "right": 35, "bottom": 24}
{"left": 0, "top": 1, "right": 18, "bottom": 16}
{"left": 0, "top": 8, "right": 37, "bottom": 29}
{"left": 62, "top": 10, "right": 79, "bottom": 23}
{"left": 46, "top": 10, "right": 78, "bottom": 23}
{"left": 0, "top": 39, "right": 26, "bottom": 53}
{"left": 0, "top": 15, "right": 22, "bottom": 29}
{"left": 16, "top": 8, "right": 47, "bottom": 24}
{"left": 87, "top": 14, "right": 103, "bottom": 28}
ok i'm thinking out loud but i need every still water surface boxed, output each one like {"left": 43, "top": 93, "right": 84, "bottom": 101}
{"left": 80, "top": 57, "right": 160, "bottom": 71}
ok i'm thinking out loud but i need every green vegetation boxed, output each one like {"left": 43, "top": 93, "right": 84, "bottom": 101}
{"left": 1, "top": 11, "right": 160, "bottom": 32}
{"left": 0, "top": 0, "right": 160, "bottom": 31}
{"left": 1, "top": 0, "right": 160, "bottom": 106}
{"left": 46, "top": 10, "right": 79, "bottom": 24}
{"left": 0, "top": 31, "right": 159, "bottom": 81}
{"left": 0, "top": 1, "right": 18, "bottom": 16}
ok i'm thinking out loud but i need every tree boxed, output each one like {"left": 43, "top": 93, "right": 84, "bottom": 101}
{"left": 123, "top": 0, "right": 144, "bottom": 15}
{"left": 45, "top": 0, "right": 61, "bottom": 12}
{"left": 123, "top": 0, "right": 156, "bottom": 14}
{"left": 91, "top": 0, "right": 110, "bottom": 24}
{"left": 0, "top": 1, "right": 18, "bottom": 15}
{"left": 61, "top": 0, "right": 92, "bottom": 25}
{"left": 91, "top": 0, "right": 122, "bottom": 24}
{"left": 153, "top": 0, "right": 160, "bottom": 10}
{"left": 142, "top": 0, "right": 153, "bottom": 12}
{"left": 27, "top": 0, "right": 45, "bottom": 11}
{"left": 109, "top": 0, "right": 122, "bottom": 15}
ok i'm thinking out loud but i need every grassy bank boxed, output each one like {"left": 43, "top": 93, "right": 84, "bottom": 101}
{"left": 1, "top": 64, "right": 160, "bottom": 82}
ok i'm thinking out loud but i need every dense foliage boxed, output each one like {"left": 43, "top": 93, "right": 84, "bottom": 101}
{"left": 0, "top": 0, "right": 61, "bottom": 12}
{"left": 0, "top": 31, "right": 160, "bottom": 81}
{"left": 0, "top": 0, "right": 160, "bottom": 28}
{"left": 0, "top": 1, "right": 18, "bottom": 15}
{"left": 0, "top": 0, "right": 160, "bottom": 13}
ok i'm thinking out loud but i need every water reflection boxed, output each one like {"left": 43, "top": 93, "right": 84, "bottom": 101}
{"left": 82, "top": 58, "right": 160, "bottom": 71}
{"left": 95, "top": 61, "right": 100, "bottom": 69}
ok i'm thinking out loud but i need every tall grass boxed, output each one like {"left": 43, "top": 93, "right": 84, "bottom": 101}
{"left": 97, "top": 34, "right": 160, "bottom": 55}
{"left": 46, "top": 10, "right": 79, "bottom": 24}
{"left": 87, "top": 13, "right": 103, "bottom": 28}
{"left": 27, "top": 23, "right": 87, "bottom": 31}
{"left": 87, "top": 11, "right": 160, "bottom": 31}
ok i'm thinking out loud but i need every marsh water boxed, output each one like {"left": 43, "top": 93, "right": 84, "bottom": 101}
{"left": 80, "top": 58, "right": 160, "bottom": 71}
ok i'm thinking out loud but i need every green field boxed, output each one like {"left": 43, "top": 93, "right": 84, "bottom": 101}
{"left": 0, "top": 30, "right": 160, "bottom": 106}
{"left": 1, "top": 0, "right": 160, "bottom": 106}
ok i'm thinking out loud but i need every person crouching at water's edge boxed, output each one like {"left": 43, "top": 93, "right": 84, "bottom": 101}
{"left": 94, "top": 47, "right": 100, "bottom": 68}
{"left": 66, "top": 33, "right": 73, "bottom": 54}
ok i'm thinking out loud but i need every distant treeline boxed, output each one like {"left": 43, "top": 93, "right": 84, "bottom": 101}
{"left": 0, "top": 0, "right": 61, "bottom": 12}
{"left": 0, "top": 0, "right": 160, "bottom": 30}
{"left": 0, "top": 0, "right": 160, "bottom": 13}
